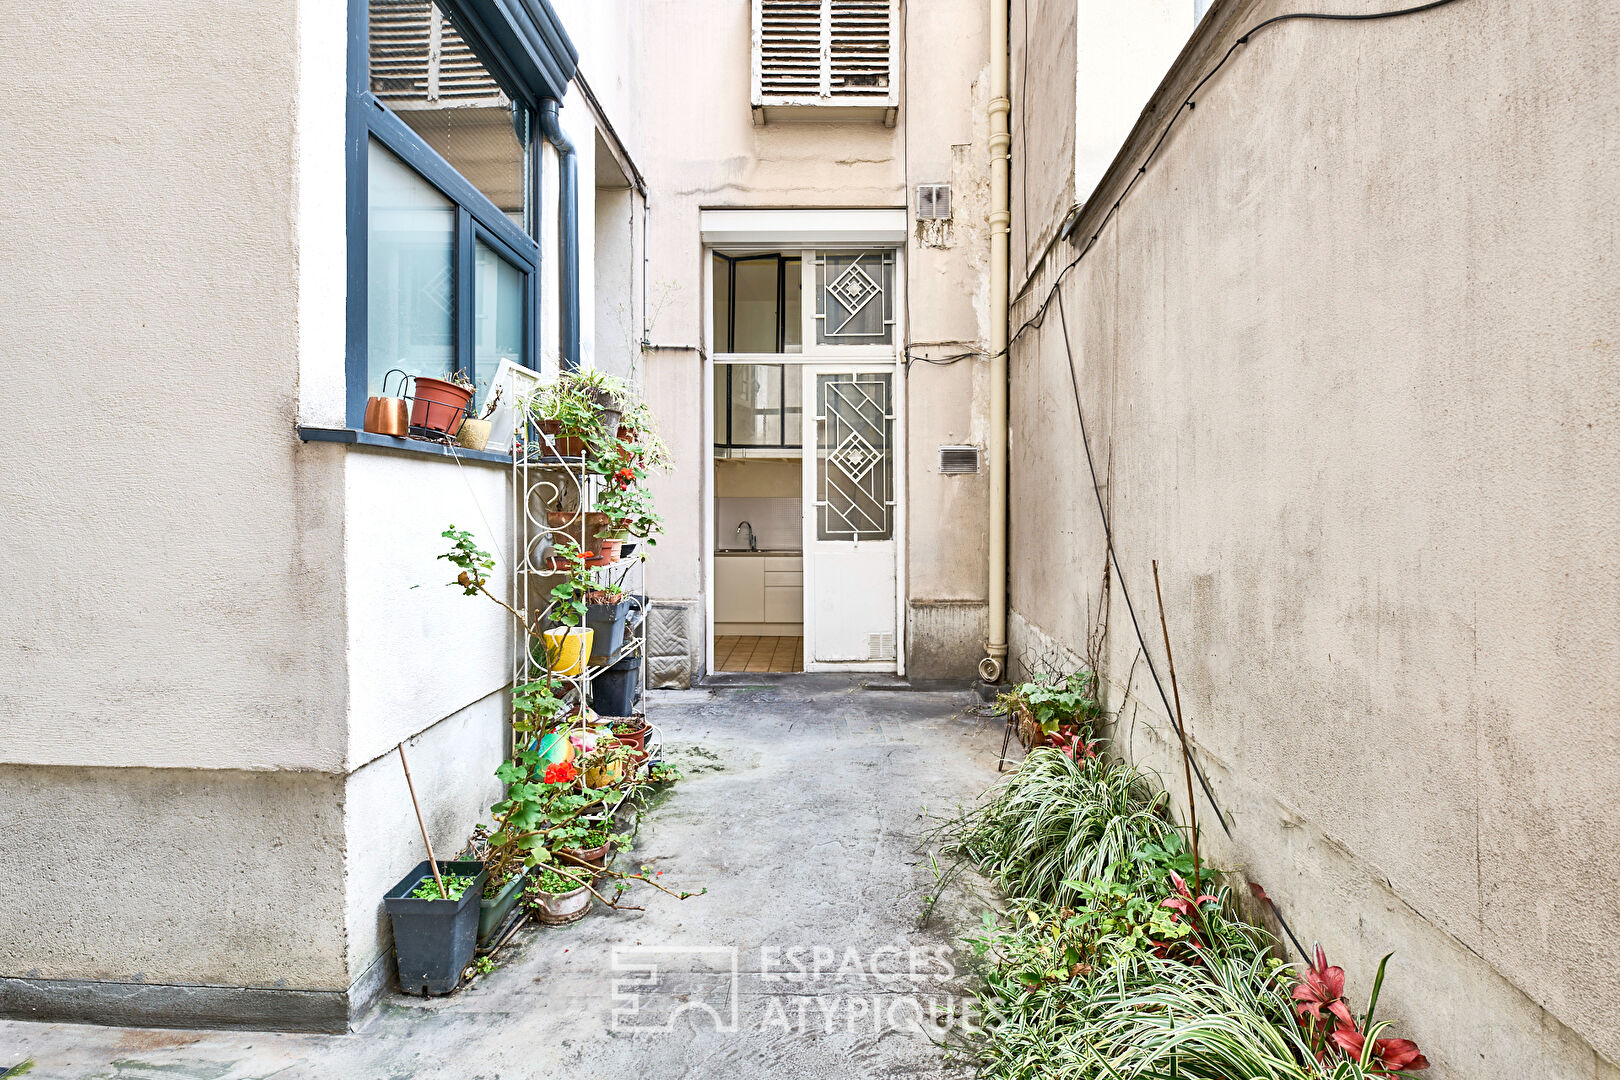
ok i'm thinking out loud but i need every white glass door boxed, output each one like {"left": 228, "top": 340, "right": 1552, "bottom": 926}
{"left": 801, "top": 366, "right": 900, "bottom": 669}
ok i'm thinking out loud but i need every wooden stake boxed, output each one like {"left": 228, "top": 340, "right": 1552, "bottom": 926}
{"left": 398, "top": 742, "right": 447, "bottom": 899}
{"left": 1152, "top": 560, "right": 1201, "bottom": 896}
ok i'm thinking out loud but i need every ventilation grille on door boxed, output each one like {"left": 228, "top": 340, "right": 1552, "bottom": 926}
{"left": 916, "top": 183, "right": 952, "bottom": 220}
{"left": 754, "top": 0, "right": 897, "bottom": 107}
{"left": 938, "top": 445, "right": 981, "bottom": 475}
{"left": 867, "top": 632, "right": 897, "bottom": 661}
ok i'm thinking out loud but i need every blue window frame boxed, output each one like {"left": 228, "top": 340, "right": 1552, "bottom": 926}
{"left": 345, "top": 0, "right": 576, "bottom": 429}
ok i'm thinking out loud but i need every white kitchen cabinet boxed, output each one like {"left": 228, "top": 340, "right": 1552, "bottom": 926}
{"left": 715, "top": 555, "right": 765, "bottom": 622}
{"left": 764, "top": 585, "right": 803, "bottom": 622}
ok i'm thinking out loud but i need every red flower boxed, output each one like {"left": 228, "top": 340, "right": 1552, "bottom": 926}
{"left": 1331, "top": 1027, "right": 1431, "bottom": 1074}
{"left": 543, "top": 761, "right": 578, "bottom": 785}
{"left": 1293, "top": 945, "right": 1354, "bottom": 1028}
{"left": 1160, "top": 871, "right": 1219, "bottom": 920}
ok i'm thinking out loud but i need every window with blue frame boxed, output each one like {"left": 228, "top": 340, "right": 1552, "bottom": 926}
{"left": 349, "top": 0, "right": 574, "bottom": 427}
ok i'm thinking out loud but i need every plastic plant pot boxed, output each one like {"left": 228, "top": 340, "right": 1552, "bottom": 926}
{"left": 477, "top": 868, "right": 529, "bottom": 944}
{"left": 383, "top": 860, "right": 487, "bottom": 996}
{"left": 584, "top": 598, "right": 631, "bottom": 665}
{"left": 410, "top": 376, "right": 474, "bottom": 436}
{"left": 592, "top": 654, "right": 641, "bottom": 716}
{"left": 543, "top": 626, "right": 593, "bottom": 676}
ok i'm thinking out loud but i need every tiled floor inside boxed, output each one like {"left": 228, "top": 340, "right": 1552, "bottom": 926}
{"left": 715, "top": 635, "right": 804, "bottom": 672}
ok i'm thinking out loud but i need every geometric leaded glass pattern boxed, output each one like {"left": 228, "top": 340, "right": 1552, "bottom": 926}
{"left": 816, "top": 250, "right": 895, "bottom": 344}
{"left": 816, "top": 372, "right": 894, "bottom": 540}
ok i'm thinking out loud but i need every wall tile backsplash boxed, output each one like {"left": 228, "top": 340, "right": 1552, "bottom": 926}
{"left": 715, "top": 497, "right": 801, "bottom": 550}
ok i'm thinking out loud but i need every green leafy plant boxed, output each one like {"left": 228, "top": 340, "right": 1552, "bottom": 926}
{"left": 471, "top": 955, "right": 498, "bottom": 976}
{"left": 544, "top": 540, "right": 593, "bottom": 628}
{"left": 409, "top": 871, "right": 478, "bottom": 901}
{"left": 998, "top": 670, "right": 1103, "bottom": 737}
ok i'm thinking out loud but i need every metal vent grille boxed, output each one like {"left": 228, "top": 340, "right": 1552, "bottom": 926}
{"left": 916, "top": 183, "right": 952, "bottom": 220}
{"left": 938, "top": 445, "right": 981, "bottom": 475}
{"left": 867, "top": 632, "right": 897, "bottom": 661}
{"left": 755, "top": 0, "right": 896, "bottom": 105}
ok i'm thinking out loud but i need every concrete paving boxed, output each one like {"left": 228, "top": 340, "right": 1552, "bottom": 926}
{"left": 2, "top": 677, "right": 1005, "bottom": 1079}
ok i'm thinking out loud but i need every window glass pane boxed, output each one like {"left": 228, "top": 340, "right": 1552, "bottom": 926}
{"left": 711, "top": 253, "right": 732, "bottom": 352}
{"left": 369, "top": 0, "right": 531, "bottom": 231}
{"left": 473, "top": 239, "right": 524, "bottom": 410}
{"left": 731, "top": 258, "right": 779, "bottom": 353}
{"left": 816, "top": 373, "right": 893, "bottom": 540}
{"left": 367, "top": 141, "right": 455, "bottom": 396}
{"left": 816, "top": 251, "right": 895, "bottom": 345}
{"left": 728, "top": 364, "right": 784, "bottom": 446}
{"left": 783, "top": 257, "right": 802, "bottom": 352}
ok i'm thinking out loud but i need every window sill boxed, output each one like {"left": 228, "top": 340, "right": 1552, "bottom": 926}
{"left": 297, "top": 427, "right": 511, "bottom": 468}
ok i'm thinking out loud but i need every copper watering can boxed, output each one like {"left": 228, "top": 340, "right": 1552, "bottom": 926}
{"left": 363, "top": 369, "right": 410, "bottom": 437}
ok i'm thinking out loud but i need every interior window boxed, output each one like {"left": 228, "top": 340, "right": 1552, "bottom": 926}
{"left": 712, "top": 253, "right": 802, "bottom": 354}
{"left": 366, "top": 141, "right": 456, "bottom": 397}
{"left": 368, "top": 0, "right": 531, "bottom": 232}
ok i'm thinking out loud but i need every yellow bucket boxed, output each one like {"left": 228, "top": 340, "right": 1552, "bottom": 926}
{"left": 542, "top": 626, "right": 594, "bottom": 676}
{"left": 585, "top": 755, "right": 624, "bottom": 790}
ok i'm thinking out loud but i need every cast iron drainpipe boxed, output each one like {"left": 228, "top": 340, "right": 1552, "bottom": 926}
{"left": 540, "top": 98, "right": 579, "bottom": 370}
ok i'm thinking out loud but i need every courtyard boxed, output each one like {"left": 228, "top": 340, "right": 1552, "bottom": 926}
{"left": 3, "top": 682, "right": 1001, "bottom": 1079}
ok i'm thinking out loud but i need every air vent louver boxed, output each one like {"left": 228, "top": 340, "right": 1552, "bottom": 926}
{"left": 938, "top": 445, "right": 981, "bottom": 475}
{"left": 917, "top": 184, "right": 952, "bottom": 220}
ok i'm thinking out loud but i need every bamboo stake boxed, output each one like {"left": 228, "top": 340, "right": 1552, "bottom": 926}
{"left": 1152, "top": 560, "right": 1201, "bottom": 896}
{"left": 398, "top": 742, "right": 447, "bottom": 899}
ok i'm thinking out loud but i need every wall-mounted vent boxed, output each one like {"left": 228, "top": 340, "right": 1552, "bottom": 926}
{"left": 753, "top": 0, "right": 899, "bottom": 123}
{"left": 916, "top": 183, "right": 952, "bottom": 220}
{"left": 867, "top": 632, "right": 897, "bottom": 661}
{"left": 938, "top": 444, "right": 981, "bottom": 475}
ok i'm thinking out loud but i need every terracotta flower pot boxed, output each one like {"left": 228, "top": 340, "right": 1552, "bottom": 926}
{"left": 531, "top": 882, "right": 591, "bottom": 925}
{"left": 557, "top": 841, "right": 611, "bottom": 871}
{"left": 596, "top": 539, "right": 622, "bottom": 563}
{"left": 537, "top": 419, "right": 586, "bottom": 458}
{"left": 410, "top": 376, "right": 474, "bottom": 436}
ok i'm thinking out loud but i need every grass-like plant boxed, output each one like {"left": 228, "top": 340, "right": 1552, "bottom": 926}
{"left": 944, "top": 700, "right": 1430, "bottom": 1079}
{"left": 953, "top": 748, "right": 1184, "bottom": 908}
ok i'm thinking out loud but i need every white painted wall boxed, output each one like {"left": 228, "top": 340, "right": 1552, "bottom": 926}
{"left": 342, "top": 451, "right": 513, "bottom": 770}
{"left": 1074, "top": 0, "right": 1195, "bottom": 204}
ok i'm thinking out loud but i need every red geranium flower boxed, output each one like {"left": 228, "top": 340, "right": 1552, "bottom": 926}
{"left": 543, "top": 761, "right": 578, "bottom": 785}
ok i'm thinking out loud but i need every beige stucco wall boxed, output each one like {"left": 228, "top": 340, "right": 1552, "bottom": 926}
{"left": 1009, "top": 0, "right": 1619, "bottom": 1075}
{"left": 0, "top": 0, "right": 529, "bottom": 1026}
{"left": 632, "top": 0, "right": 994, "bottom": 681}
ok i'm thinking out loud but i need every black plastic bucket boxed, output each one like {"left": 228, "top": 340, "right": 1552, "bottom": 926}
{"left": 383, "top": 860, "right": 487, "bottom": 996}
{"left": 593, "top": 653, "right": 641, "bottom": 716}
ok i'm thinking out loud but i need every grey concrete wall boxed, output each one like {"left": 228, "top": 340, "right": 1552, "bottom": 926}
{"left": 1009, "top": 0, "right": 1619, "bottom": 1075}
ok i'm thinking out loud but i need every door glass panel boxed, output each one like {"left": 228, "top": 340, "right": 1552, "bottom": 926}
{"left": 367, "top": 140, "right": 455, "bottom": 396}
{"left": 473, "top": 238, "right": 524, "bottom": 410}
{"left": 783, "top": 257, "right": 802, "bottom": 352}
{"left": 816, "top": 251, "right": 895, "bottom": 345}
{"left": 816, "top": 373, "right": 893, "bottom": 540}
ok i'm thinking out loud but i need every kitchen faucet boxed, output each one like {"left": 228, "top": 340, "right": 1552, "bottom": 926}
{"left": 735, "top": 521, "right": 758, "bottom": 551}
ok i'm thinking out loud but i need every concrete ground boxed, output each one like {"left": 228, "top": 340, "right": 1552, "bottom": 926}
{"left": 2, "top": 677, "right": 1005, "bottom": 1080}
